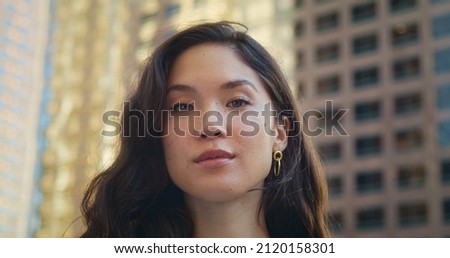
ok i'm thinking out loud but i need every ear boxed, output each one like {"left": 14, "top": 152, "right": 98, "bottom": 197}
{"left": 273, "top": 116, "right": 289, "bottom": 152}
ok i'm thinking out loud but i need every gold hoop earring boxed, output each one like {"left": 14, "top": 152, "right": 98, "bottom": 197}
{"left": 273, "top": 151, "right": 283, "bottom": 177}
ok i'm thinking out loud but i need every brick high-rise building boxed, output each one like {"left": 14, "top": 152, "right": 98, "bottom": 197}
{"left": 293, "top": 0, "right": 450, "bottom": 237}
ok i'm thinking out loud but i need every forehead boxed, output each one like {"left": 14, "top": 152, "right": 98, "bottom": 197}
{"left": 167, "top": 43, "right": 260, "bottom": 85}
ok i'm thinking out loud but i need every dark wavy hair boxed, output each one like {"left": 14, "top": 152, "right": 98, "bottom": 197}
{"left": 81, "top": 21, "right": 329, "bottom": 237}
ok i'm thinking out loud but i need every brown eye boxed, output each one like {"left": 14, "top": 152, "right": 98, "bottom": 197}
{"left": 227, "top": 97, "right": 250, "bottom": 108}
{"left": 172, "top": 102, "right": 194, "bottom": 112}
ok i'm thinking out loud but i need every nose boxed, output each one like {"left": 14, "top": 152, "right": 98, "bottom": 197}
{"left": 200, "top": 129, "right": 223, "bottom": 139}
{"left": 199, "top": 110, "right": 227, "bottom": 139}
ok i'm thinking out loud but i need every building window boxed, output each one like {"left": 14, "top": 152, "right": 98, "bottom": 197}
{"left": 329, "top": 211, "right": 344, "bottom": 233}
{"left": 353, "top": 66, "right": 379, "bottom": 88}
{"left": 296, "top": 51, "right": 305, "bottom": 69}
{"left": 398, "top": 202, "right": 427, "bottom": 227}
{"left": 444, "top": 198, "right": 450, "bottom": 224}
{"left": 318, "top": 142, "right": 342, "bottom": 162}
{"left": 390, "top": 0, "right": 417, "bottom": 13}
{"left": 317, "top": 74, "right": 340, "bottom": 95}
{"left": 442, "top": 160, "right": 450, "bottom": 184}
{"left": 294, "top": 21, "right": 305, "bottom": 38}
{"left": 353, "top": 33, "right": 378, "bottom": 56}
{"left": 439, "top": 120, "right": 450, "bottom": 147}
{"left": 391, "top": 22, "right": 419, "bottom": 46}
{"left": 352, "top": 2, "right": 376, "bottom": 23}
{"left": 433, "top": 13, "right": 450, "bottom": 39}
{"left": 354, "top": 100, "right": 381, "bottom": 122}
{"left": 316, "top": 43, "right": 340, "bottom": 63}
{"left": 356, "top": 170, "right": 383, "bottom": 193}
{"left": 355, "top": 135, "right": 381, "bottom": 157}
{"left": 395, "top": 128, "right": 423, "bottom": 151}
{"left": 316, "top": 11, "right": 339, "bottom": 33}
{"left": 397, "top": 164, "right": 425, "bottom": 189}
{"left": 393, "top": 56, "right": 420, "bottom": 80}
{"left": 357, "top": 206, "right": 384, "bottom": 230}
{"left": 394, "top": 92, "right": 422, "bottom": 115}
{"left": 328, "top": 175, "right": 343, "bottom": 197}
{"left": 438, "top": 83, "right": 450, "bottom": 110}
{"left": 435, "top": 47, "right": 450, "bottom": 75}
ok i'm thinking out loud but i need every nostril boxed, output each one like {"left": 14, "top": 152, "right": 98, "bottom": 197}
{"left": 200, "top": 130, "right": 223, "bottom": 138}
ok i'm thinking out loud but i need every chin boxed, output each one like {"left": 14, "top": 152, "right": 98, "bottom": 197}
{"left": 185, "top": 184, "right": 264, "bottom": 203}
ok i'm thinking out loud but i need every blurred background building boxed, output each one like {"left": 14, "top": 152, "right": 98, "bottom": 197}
{"left": 0, "top": 0, "right": 449, "bottom": 237}
{"left": 295, "top": 0, "right": 450, "bottom": 237}
{"left": 0, "top": 0, "right": 50, "bottom": 237}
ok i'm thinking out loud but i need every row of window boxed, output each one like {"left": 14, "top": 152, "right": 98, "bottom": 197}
{"left": 296, "top": 18, "right": 422, "bottom": 50}
{"left": 311, "top": 93, "right": 422, "bottom": 128}
{"left": 319, "top": 119, "right": 450, "bottom": 161}
{"left": 317, "top": 128, "right": 423, "bottom": 162}
{"left": 295, "top": 1, "right": 420, "bottom": 35}
{"left": 295, "top": 1, "right": 450, "bottom": 39}
{"left": 327, "top": 160, "right": 450, "bottom": 197}
{"left": 296, "top": 26, "right": 420, "bottom": 65}
{"left": 295, "top": 1, "right": 419, "bottom": 31}
{"left": 298, "top": 42, "right": 447, "bottom": 75}
{"left": 353, "top": 93, "right": 423, "bottom": 122}
{"left": 298, "top": 63, "right": 407, "bottom": 96}
{"left": 298, "top": 49, "right": 450, "bottom": 97}
{"left": 330, "top": 198, "right": 450, "bottom": 233}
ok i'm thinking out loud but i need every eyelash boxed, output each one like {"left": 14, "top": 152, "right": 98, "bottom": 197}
{"left": 172, "top": 102, "right": 194, "bottom": 112}
{"left": 227, "top": 96, "right": 251, "bottom": 108}
{"left": 170, "top": 97, "right": 251, "bottom": 111}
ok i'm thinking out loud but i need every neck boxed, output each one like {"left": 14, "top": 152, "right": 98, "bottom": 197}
{"left": 186, "top": 191, "right": 269, "bottom": 238}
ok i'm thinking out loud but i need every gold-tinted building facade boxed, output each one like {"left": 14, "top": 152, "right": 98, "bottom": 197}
{"left": 38, "top": 0, "right": 131, "bottom": 237}
{"left": 38, "top": 0, "right": 295, "bottom": 237}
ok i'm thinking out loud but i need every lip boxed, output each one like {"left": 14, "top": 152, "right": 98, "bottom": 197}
{"left": 194, "top": 149, "right": 235, "bottom": 169}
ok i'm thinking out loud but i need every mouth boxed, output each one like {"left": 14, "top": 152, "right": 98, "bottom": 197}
{"left": 194, "top": 149, "right": 235, "bottom": 169}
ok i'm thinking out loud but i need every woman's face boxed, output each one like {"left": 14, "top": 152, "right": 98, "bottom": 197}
{"left": 162, "top": 43, "right": 287, "bottom": 202}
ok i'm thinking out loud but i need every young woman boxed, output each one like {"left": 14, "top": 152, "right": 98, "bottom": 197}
{"left": 81, "top": 21, "right": 329, "bottom": 237}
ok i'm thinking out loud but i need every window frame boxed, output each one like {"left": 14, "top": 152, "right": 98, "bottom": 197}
{"left": 351, "top": 2, "right": 377, "bottom": 23}
{"left": 355, "top": 135, "right": 382, "bottom": 157}
{"left": 354, "top": 100, "right": 381, "bottom": 122}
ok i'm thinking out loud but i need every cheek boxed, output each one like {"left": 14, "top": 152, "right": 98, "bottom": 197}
{"left": 233, "top": 115, "right": 276, "bottom": 159}
{"left": 162, "top": 122, "right": 188, "bottom": 162}
{"left": 231, "top": 113, "right": 276, "bottom": 141}
{"left": 229, "top": 112, "right": 269, "bottom": 137}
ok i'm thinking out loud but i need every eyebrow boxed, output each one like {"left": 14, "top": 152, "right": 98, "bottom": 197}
{"left": 167, "top": 79, "right": 259, "bottom": 94}
{"left": 166, "top": 84, "right": 196, "bottom": 94}
{"left": 221, "top": 80, "right": 259, "bottom": 92}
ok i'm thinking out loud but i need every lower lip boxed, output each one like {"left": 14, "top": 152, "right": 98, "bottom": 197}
{"left": 196, "top": 158, "right": 233, "bottom": 169}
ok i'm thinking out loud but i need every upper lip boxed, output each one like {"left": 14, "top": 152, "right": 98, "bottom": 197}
{"left": 194, "top": 149, "right": 235, "bottom": 163}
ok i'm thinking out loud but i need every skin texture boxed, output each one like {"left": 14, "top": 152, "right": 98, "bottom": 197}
{"left": 162, "top": 43, "right": 288, "bottom": 237}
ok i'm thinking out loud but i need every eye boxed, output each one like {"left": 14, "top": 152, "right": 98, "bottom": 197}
{"left": 172, "top": 102, "right": 194, "bottom": 112}
{"left": 227, "top": 97, "right": 251, "bottom": 108}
